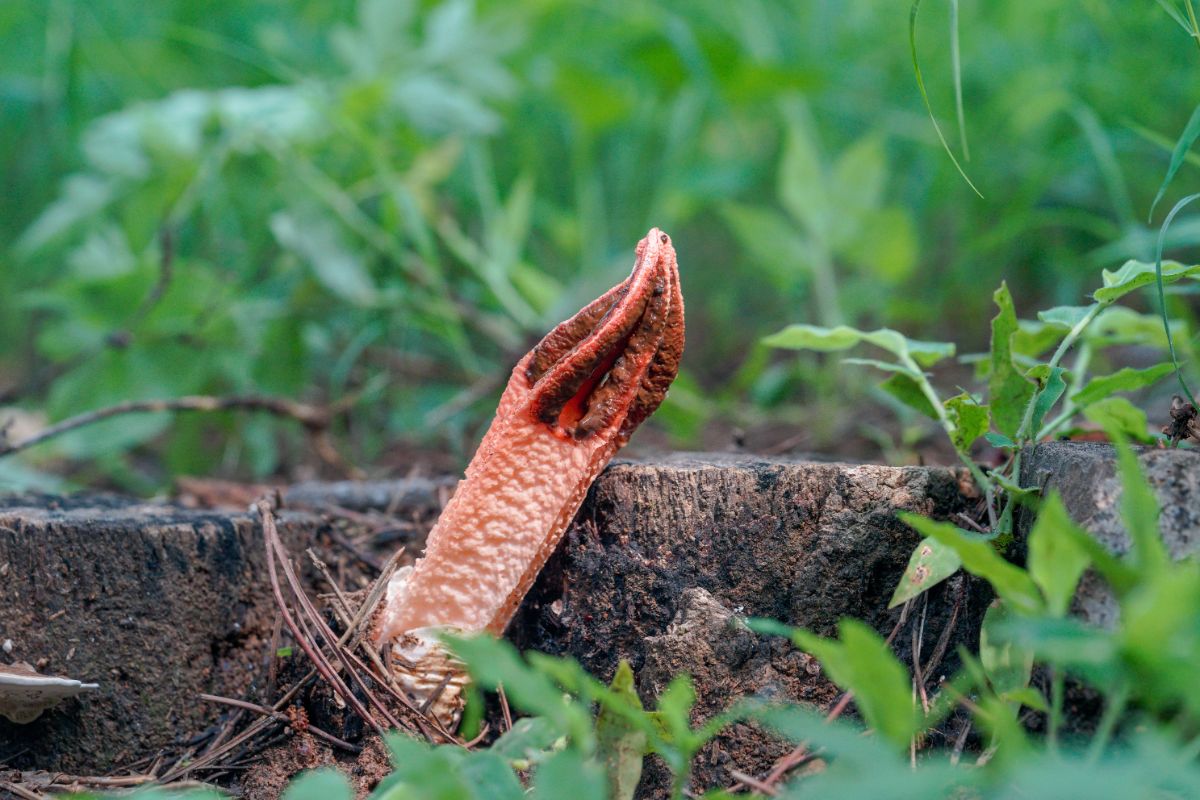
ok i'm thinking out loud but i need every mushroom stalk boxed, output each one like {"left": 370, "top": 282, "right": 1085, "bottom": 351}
{"left": 374, "top": 228, "right": 684, "bottom": 727}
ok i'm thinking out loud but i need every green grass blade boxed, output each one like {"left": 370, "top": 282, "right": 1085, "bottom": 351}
{"left": 1154, "top": 193, "right": 1200, "bottom": 407}
{"left": 1154, "top": 0, "right": 1192, "bottom": 33}
{"left": 909, "top": 0, "right": 983, "bottom": 198}
{"left": 950, "top": 0, "right": 969, "bottom": 161}
{"left": 1149, "top": 103, "right": 1200, "bottom": 222}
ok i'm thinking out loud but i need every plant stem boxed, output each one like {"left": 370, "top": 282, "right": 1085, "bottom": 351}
{"left": 1036, "top": 341, "right": 1093, "bottom": 440}
{"left": 902, "top": 353, "right": 995, "bottom": 498}
{"left": 1048, "top": 668, "right": 1065, "bottom": 754}
{"left": 1015, "top": 303, "right": 1104, "bottom": 446}
{"left": 1086, "top": 681, "right": 1130, "bottom": 763}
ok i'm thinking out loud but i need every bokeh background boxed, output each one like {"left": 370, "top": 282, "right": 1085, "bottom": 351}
{"left": 2, "top": 0, "right": 1198, "bottom": 491}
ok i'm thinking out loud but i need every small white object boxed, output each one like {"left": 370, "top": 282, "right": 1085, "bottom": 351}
{"left": 1, "top": 640, "right": 11, "bottom": 654}
{"left": 0, "top": 662, "right": 99, "bottom": 724}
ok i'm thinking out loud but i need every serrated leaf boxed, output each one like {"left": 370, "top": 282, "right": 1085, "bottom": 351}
{"left": 1027, "top": 493, "right": 1091, "bottom": 617}
{"left": 901, "top": 514, "right": 1043, "bottom": 614}
{"left": 1082, "top": 397, "right": 1154, "bottom": 443}
{"left": 945, "top": 392, "right": 989, "bottom": 453}
{"left": 980, "top": 601, "right": 1034, "bottom": 695}
{"left": 1071, "top": 363, "right": 1175, "bottom": 408}
{"left": 763, "top": 324, "right": 953, "bottom": 366}
{"left": 1093, "top": 259, "right": 1200, "bottom": 304}
{"left": 889, "top": 536, "right": 963, "bottom": 608}
{"left": 597, "top": 662, "right": 646, "bottom": 800}
{"left": 989, "top": 283, "right": 1036, "bottom": 438}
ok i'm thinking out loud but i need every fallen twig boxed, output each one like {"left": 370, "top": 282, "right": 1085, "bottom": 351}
{"left": 0, "top": 395, "right": 328, "bottom": 458}
{"left": 199, "top": 694, "right": 360, "bottom": 752}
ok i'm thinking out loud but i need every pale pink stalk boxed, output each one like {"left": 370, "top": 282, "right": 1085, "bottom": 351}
{"left": 375, "top": 229, "right": 684, "bottom": 726}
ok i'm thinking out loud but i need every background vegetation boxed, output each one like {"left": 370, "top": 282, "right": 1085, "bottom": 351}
{"left": 2, "top": 0, "right": 1198, "bottom": 491}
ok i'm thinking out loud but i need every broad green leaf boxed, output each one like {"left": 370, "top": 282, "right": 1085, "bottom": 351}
{"left": 879, "top": 373, "right": 939, "bottom": 419}
{"left": 446, "top": 634, "right": 593, "bottom": 749}
{"left": 1027, "top": 493, "right": 1092, "bottom": 617}
{"left": 597, "top": 662, "right": 647, "bottom": 800}
{"left": 651, "top": 675, "right": 697, "bottom": 749}
{"left": 888, "top": 536, "right": 963, "bottom": 608}
{"left": 749, "top": 703, "right": 901, "bottom": 768}
{"left": 843, "top": 206, "right": 918, "bottom": 283}
{"left": 1012, "top": 319, "right": 1068, "bottom": 358}
{"left": 985, "top": 432, "right": 1016, "bottom": 449}
{"left": 1030, "top": 366, "right": 1067, "bottom": 432}
{"left": 284, "top": 769, "right": 353, "bottom": 800}
{"left": 989, "top": 283, "right": 1036, "bottom": 438}
{"left": 945, "top": 392, "right": 989, "bottom": 453}
{"left": 460, "top": 751, "right": 524, "bottom": 800}
{"left": 1071, "top": 363, "right": 1175, "bottom": 408}
{"left": 1001, "top": 686, "right": 1050, "bottom": 713}
{"left": 1110, "top": 429, "right": 1168, "bottom": 574}
{"left": 1082, "top": 397, "right": 1154, "bottom": 443}
{"left": 16, "top": 174, "right": 116, "bottom": 256}
{"left": 994, "top": 617, "right": 1121, "bottom": 688}
{"left": 1037, "top": 304, "right": 1095, "bottom": 329}
{"left": 763, "top": 324, "right": 953, "bottom": 367}
{"left": 491, "top": 717, "right": 561, "bottom": 761}
{"left": 778, "top": 106, "right": 829, "bottom": 239}
{"left": 980, "top": 601, "right": 1034, "bottom": 695}
{"left": 1087, "top": 306, "right": 1179, "bottom": 348}
{"left": 901, "top": 514, "right": 1043, "bottom": 614}
{"left": 271, "top": 211, "right": 379, "bottom": 306}
{"left": 531, "top": 749, "right": 607, "bottom": 800}
{"left": 1093, "top": 259, "right": 1200, "bottom": 304}
{"left": 719, "top": 203, "right": 812, "bottom": 289}
{"left": 843, "top": 357, "right": 920, "bottom": 378}
{"left": 788, "top": 619, "right": 919, "bottom": 749}
{"left": 1149, "top": 102, "right": 1200, "bottom": 221}
{"left": 992, "top": 471, "right": 1040, "bottom": 505}
{"left": 382, "top": 734, "right": 472, "bottom": 800}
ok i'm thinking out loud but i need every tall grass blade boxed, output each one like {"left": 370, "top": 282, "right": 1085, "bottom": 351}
{"left": 950, "top": 0, "right": 969, "bottom": 161}
{"left": 909, "top": 0, "right": 983, "bottom": 197}
{"left": 1154, "top": 0, "right": 1192, "bottom": 32}
{"left": 1153, "top": 193, "right": 1200, "bottom": 407}
{"left": 1148, "top": 103, "right": 1200, "bottom": 222}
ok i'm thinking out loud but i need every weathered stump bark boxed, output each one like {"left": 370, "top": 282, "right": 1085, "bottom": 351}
{"left": 0, "top": 499, "right": 321, "bottom": 772}
{"left": 2, "top": 457, "right": 984, "bottom": 795}
{"left": 0, "top": 480, "right": 447, "bottom": 775}
{"left": 1019, "top": 442, "right": 1200, "bottom": 627}
{"left": 511, "top": 454, "right": 986, "bottom": 797}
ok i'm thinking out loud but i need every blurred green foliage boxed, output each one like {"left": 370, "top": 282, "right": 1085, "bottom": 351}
{"left": 2, "top": 0, "right": 1199, "bottom": 488}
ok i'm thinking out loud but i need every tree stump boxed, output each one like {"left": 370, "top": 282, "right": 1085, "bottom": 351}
{"left": 511, "top": 453, "right": 986, "bottom": 797}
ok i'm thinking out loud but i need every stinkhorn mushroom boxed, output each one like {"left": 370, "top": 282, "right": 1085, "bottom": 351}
{"left": 374, "top": 228, "right": 684, "bottom": 727}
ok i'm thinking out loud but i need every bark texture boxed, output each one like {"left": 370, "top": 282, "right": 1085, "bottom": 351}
{"left": 510, "top": 453, "right": 987, "bottom": 797}
{"left": 1, "top": 456, "right": 985, "bottom": 794}
{"left": 1019, "top": 441, "right": 1200, "bottom": 627}
{"left": 0, "top": 499, "right": 322, "bottom": 772}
